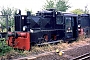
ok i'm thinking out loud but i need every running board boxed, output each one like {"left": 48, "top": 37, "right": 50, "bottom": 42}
{"left": 36, "top": 40, "right": 63, "bottom": 46}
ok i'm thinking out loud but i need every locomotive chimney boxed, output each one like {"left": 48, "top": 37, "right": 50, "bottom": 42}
{"left": 27, "top": 11, "right": 31, "bottom": 31}
{"left": 16, "top": 9, "right": 21, "bottom": 15}
{"left": 27, "top": 11, "right": 31, "bottom": 16}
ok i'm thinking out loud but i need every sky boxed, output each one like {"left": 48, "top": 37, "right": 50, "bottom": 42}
{"left": 0, "top": 0, "right": 90, "bottom": 14}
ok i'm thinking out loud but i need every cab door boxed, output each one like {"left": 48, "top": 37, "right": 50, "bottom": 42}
{"left": 65, "top": 17, "right": 73, "bottom": 39}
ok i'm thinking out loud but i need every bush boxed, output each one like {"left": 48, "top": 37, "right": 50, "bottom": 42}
{"left": 0, "top": 38, "right": 13, "bottom": 56}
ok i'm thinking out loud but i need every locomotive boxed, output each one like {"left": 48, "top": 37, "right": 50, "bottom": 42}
{"left": 78, "top": 14, "right": 90, "bottom": 37}
{"left": 7, "top": 9, "right": 78, "bottom": 50}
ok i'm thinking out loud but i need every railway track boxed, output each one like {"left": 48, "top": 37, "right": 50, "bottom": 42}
{"left": 71, "top": 52, "right": 90, "bottom": 60}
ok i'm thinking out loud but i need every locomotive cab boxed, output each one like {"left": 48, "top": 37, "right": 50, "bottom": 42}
{"left": 63, "top": 13, "right": 78, "bottom": 41}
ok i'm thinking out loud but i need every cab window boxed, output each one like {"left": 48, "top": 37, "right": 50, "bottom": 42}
{"left": 56, "top": 16, "right": 63, "bottom": 24}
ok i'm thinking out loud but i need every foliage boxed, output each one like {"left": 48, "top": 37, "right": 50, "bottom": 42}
{"left": 0, "top": 46, "right": 13, "bottom": 56}
{"left": 0, "top": 7, "right": 17, "bottom": 30}
{"left": 56, "top": 0, "right": 70, "bottom": 11}
{"left": 0, "top": 16, "right": 6, "bottom": 30}
{"left": 71, "top": 5, "right": 90, "bottom": 15}
{"left": 43, "top": 0, "right": 70, "bottom": 11}
{"left": 43, "top": 0, "right": 55, "bottom": 9}
{"left": 0, "top": 38, "right": 13, "bottom": 56}
{"left": 71, "top": 9, "right": 84, "bottom": 15}
{"left": 84, "top": 5, "right": 89, "bottom": 14}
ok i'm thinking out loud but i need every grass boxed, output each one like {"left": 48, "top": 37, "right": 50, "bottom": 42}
{"left": 0, "top": 38, "right": 13, "bottom": 56}
{"left": 30, "top": 42, "right": 68, "bottom": 54}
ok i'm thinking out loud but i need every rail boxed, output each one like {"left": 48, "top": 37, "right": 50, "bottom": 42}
{"left": 71, "top": 52, "right": 90, "bottom": 60}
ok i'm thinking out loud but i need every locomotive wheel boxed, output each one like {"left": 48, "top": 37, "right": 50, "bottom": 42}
{"left": 43, "top": 34, "right": 48, "bottom": 42}
{"left": 51, "top": 34, "right": 56, "bottom": 40}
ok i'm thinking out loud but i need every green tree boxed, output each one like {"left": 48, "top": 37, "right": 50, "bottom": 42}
{"left": 0, "top": 7, "right": 16, "bottom": 31}
{"left": 84, "top": 5, "right": 89, "bottom": 14}
{"left": 43, "top": 0, "right": 70, "bottom": 11}
{"left": 43, "top": 0, "right": 55, "bottom": 9}
{"left": 71, "top": 9, "right": 84, "bottom": 14}
{"left": 56, "top": 0, "right": 70, "bottom": 11}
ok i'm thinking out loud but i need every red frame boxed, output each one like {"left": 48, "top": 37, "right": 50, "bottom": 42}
{"left": 6, "top": 32, "right": 30, "bottom": 50}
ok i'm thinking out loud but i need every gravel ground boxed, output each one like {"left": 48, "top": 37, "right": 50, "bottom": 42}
{"left": 64, "top": 45, "right": 90, "bottom": 57}
{"left": 35, "top": 53, "right": 69, "bottom": 60}
{"left": 35, "top": 44, "right": 90, "bottom": 60}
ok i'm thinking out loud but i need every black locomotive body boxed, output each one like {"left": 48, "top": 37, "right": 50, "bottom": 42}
{"left": 78, "top": 14, "right": 90, "bottom": 37}
{"left": 7, "top": 9, "right": 78, "bottom": 50}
